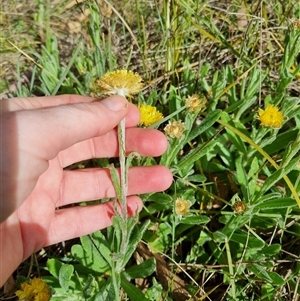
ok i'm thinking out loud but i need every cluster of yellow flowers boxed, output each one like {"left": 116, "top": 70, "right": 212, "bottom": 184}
{"left": 96, "top": 70, "right": 287, "bottom": 221}
{"left": 97, "top": 69, "right": 286, "bottom": 132}
{"left": 15, "top": 278, "right": 51, "bottom": 301}
{"left": 97, "top": 69, "right": 163, "bottom": 127}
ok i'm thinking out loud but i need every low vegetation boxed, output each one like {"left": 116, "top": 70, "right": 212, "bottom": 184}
{"left": 1, "top": 0, "right": 300, "bottom": 300}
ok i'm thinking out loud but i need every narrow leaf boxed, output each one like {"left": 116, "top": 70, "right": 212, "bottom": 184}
{"left": 249, "top": 263, "right": 272, "bottom": 283}
{"left": 180, "top": 215, "right": 210, "bottom": 225}
{"left": 177, "top": 140, "right": 217, "bottom": 171}
{"left": 256, "top": 197, "right": 297, "bottom": 210}
{"left": 121, "top": 275, "right": 148, "bottom": 301}
{"left": 188, "top": 110, "right": 222, "bottom": 141}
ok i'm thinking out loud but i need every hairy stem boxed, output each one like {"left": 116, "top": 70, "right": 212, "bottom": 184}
{"left": 118, "top": 118, "right": 128, "bottom": 220}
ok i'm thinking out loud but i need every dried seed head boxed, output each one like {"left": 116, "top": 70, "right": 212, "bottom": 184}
{"left": 164, "top": 120, "right": 185, "bottom": 139}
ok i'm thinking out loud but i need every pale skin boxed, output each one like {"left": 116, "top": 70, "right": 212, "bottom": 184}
{"left": 0, "top": 95, "right": 173, "bottom": 287}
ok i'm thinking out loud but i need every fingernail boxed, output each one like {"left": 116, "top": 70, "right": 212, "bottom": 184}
{"left": 101, "top": 96, "right": 128, "bottom": 111}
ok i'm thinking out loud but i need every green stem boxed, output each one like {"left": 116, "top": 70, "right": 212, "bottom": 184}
{"left": 115, "top": 92, "right": 129, "bottom": 276}
{"left": 118, "top": 118, "right": 128, "bottom": 220}
{"left": 111, "top": 260, "right": 120, "bottom": 300}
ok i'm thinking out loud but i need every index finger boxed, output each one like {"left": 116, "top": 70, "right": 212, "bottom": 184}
{"left": 8, "top": 96, "right": 132, "bottom": 160}
{"left": 1, "top": 94, "right": 96, "bottom": 112}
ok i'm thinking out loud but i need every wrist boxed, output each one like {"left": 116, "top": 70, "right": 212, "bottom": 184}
{"left": 0, "top": 216, "right": 23, "bottom": 287}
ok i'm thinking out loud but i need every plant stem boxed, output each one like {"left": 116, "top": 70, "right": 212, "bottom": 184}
{"left": 115, "top": 94, "right": 129, "bottom": 276}
{"left": 111, "top": 260, "right": 120, "bottom": 300}
{"left": 118, "top": 118, "right": 128, "bottom": 220}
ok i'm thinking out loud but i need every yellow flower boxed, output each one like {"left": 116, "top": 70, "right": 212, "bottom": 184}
{"left": 175, "top": 197, "right": 190, "bottom": 216}
{"left": 97, "top": 69, "right": 143, "bottom": 97}
{"left": 138, "top": 104, "right": 164, "bottom": 126}
{"left": 185, "top": 94, "right": 207, "bottom": 112}
{"left": 164, "top": 120, "right": 185, "bottom": 139}
{"left": 258, "top": 104, "right": 284, "bottom": 128}
{"left": 15, "top": 278, "right": 51, "bottom": 301}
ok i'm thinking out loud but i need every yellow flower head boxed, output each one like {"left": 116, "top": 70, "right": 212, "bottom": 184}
{"left": 185, "top": 94, "right": 207, "bottom": 112}
{"left": 15, "top": 278, "right": 51, "bottom": 301}
{"left": 175, "top": 197, "right": 190, "bottom": 216}
{"left": 258, "top": 104, "right": 284, "bottom": 129}
{"left": 97, "top": 69, "right": 143, "bottom": 97}
{"left": 138, "top": 104, "right": 164, "bottom": 126}
{"left": 164, "top": 120, "right": 185, "bottom": 139}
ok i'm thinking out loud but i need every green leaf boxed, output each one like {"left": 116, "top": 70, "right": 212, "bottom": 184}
{"left": 248, "top": 157, "right": 259, "bottom": 197}
{"left": 282, "top": 157, "right": 300, "bottom": 174}
{"left": 71, "top": 232, "right": 112, "bottom": 274}
{"left": 49, "top": 293, "right": 83, "bottom": 301}
{"left": 47, "top": 258, "right": 63, "bottom": 279}
{"left": 256, "top": 197, "right": 297, "bottom": 210}
{"left": 261, "top": 244, "right": 281, "bottom": 257}
{"left": 219, "top": 215, "right": 251, "bottom": 237}
{"left": 123, "top": 258, "right": 156, "bottom": 279}
{"left": 221, "top": 112, "right": 248, "bottom": 154}
{"left": 245, "top": 68, "right": 266, "bottom": 99}
{"left": 248, "top": 263, "right": 272, "bottom": 283}
{"left": 267, "top": 272, "right": 285, "bottom": 286}
{"left": 147, "top": 193, "right": 173, "bottom": 205}
{"left": 280, "top": 132, "right": 300, "bottom": 168}
{"left": 145, "top": 278, "right": 163, "bottom": 300}
{"left": 89, "top": 279, "right": 112, "bottom": 301}
{"left": 253, "top": 168, "right": 285, "bottom": 203}
{"left": 235, "top": 157, "right": 249, "bottom": 201}
{"left": 121, "top": 220, "right": 151, "bottom": 270}
{"left": 59, "top": 264, "right": 74, "bottom": 291}
{"left": 109, "top": 164, "right": 122, "bottom": 201}
{"left": 145, "top": 222, "right": 172, "bottom": 253}
{"left": 51, "top": 37, "right": 83, "bottom": 95}
{"left": 186, "top": 174, "right": 207, "bottom": 183}
{"left": 82, "top": 274, "right": 99, "bottom": 298}
{"left": 188, "top": 109, "right": 222, "bottom": 141}
{"left": 263, "top": 129, "right": 298, "bottom": 155}
{"left": 121, "top": 275, "right": 148, "bottom": 301}
{"left": 235, "top": 96, "right": 257, "bottom": 120}
{"left": 180, "top": 215, "right": 210, "bottom": 225}
{"left": 230, "top": 232, "right": 265, "bottom": 249}
{"left": 288, "top": 223, "right": 300, "bottom": 237}
{"left": 176, "top": 140, "right": 217, "bottom": 171}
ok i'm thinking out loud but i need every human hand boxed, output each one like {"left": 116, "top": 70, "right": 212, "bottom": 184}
{"left": 0, "top": 95, "right": 172, "bottom": 286}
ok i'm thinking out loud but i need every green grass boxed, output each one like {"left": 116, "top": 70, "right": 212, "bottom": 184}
{"left": 1, "top": 0, "right": 300, "bottom": 300}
